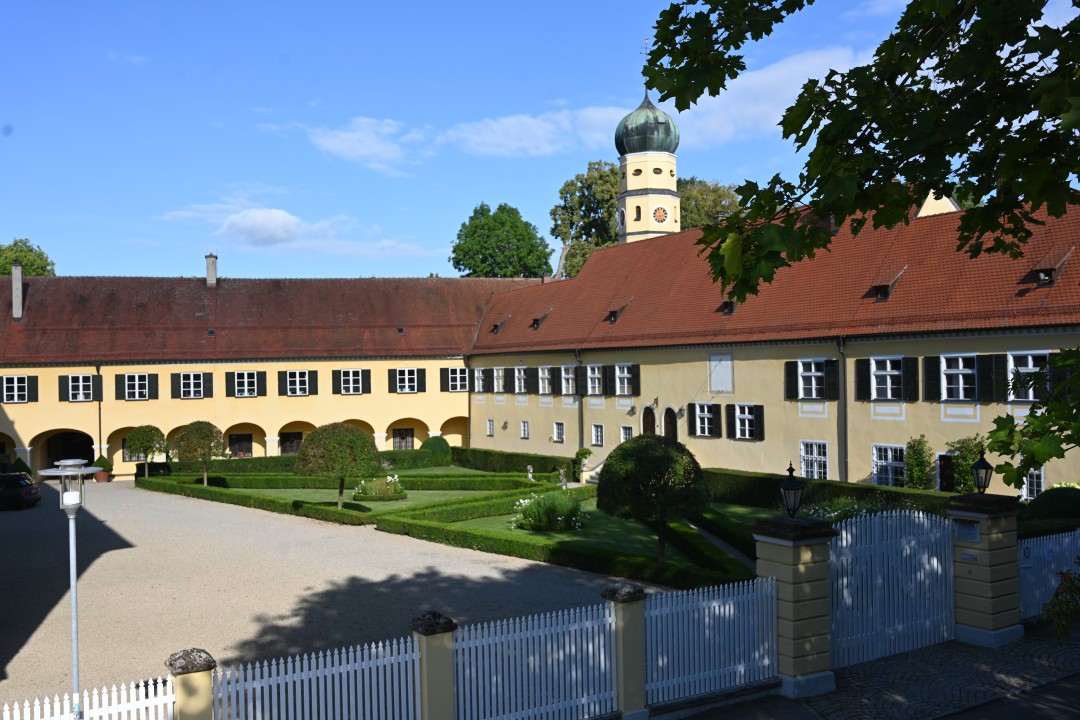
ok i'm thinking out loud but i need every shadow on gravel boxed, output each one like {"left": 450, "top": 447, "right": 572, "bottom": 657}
{"left": 0, "top": 483, "right": 131, "bottom": 683}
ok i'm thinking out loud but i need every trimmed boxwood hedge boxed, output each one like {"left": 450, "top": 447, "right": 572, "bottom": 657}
{"left": 452, "top": 447, "right": 572, "bottom": 474}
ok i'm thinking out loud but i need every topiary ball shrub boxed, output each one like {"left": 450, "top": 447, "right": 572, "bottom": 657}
{"left": 513, "top": 492, "right": 584, "bottom": 531}
{"left": 296, "top": 422, "right": 379, "bottom": 510}
{"left": 419, "top": 435, "right": 453, "bottom": 465}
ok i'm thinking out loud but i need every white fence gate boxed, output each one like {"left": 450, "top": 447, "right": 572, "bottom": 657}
{"left": 644, "top": 578, "right": 776, "bottom": 706}
{"left": 453, "top": 603, "right": 616, "bottom": 720}
{"left": 1018, "top": 529, "right": 1080, "bottom": 620}
{"left": 2, "top": 679, "right": 174, "bottom": 720}
{"left": 214, "top": 638, "right": 419, "bottom": 720}
{"left": 831, "top": 511, "right": 955, "bottom": 668}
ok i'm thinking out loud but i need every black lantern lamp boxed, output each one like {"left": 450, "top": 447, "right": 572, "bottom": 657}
{"left": 972, "top": 452, "right": 993, "bottom": 494}
{"left": 780, "top": 462, "right": 805, "bottom": 519}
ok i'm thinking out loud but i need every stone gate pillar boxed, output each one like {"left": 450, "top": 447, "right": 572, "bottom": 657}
{"left": 166, "top": 648, "right": 216, "bottom": 720}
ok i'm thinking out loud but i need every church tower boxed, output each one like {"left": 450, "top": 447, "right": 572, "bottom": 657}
{"left": 615, "top": 93, "right": 680, "bottom": 243}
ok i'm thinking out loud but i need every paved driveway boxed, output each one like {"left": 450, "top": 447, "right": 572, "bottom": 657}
{"left": 1, "top": 481, "right": 623, "bottom": 705}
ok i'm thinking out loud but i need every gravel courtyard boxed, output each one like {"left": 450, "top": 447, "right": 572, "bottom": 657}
{"left": 1, "top": 481, "right": 629, "bottom": 705}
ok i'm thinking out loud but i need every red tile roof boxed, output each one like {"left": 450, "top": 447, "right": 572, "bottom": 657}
{"left": 0, "top": 277, "right": 540, "bottom": 364}
{"left": 470, "top": 207, "right": 1080, "bottom": 355}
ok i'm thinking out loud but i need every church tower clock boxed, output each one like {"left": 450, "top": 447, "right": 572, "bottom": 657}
{"left": 615, "top": 93, "right": 680, "bottom": 243}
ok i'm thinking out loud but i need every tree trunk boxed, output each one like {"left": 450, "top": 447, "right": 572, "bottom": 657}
{"left": 202, "top": 468, "right": 208, "bottom": 486}
{"left": 337, "top": 477, "right": 344, "bottom": 510}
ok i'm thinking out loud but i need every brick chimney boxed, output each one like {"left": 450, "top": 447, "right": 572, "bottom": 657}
{"left": 11, "top": 261, "right": 23, "bottom": 322}
{"left": 206, "top": 254, "right": 218, "bottom": 288}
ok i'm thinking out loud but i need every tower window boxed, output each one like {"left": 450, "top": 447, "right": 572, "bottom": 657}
{"left": 634, "top": 206, "right": 641, "bottom": 221}
{"left": 653, "top": 168, "right": 662, "bottom": 174}
{"left": 632, "top": 169, "right": 642, "bottom": 176}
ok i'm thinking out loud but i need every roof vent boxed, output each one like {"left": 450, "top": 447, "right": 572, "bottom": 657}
{"left": 490, "top": 316, "right": 511, "bottom": 335}
{"left": 1031, "top": 245, "right": 1074, "bottom": 287}
{"left": 717, "top": 300, "right": 737, "bottom": 315}
{"left": 871, "top": 264, "right": 907, "bottom": 302}
{"left": 531, "top": 308, "right": 552, "bottom": 330}
{"left": 606, "top": 301, "right": 630, "bottom": 324}
{"left": 397, "top": 326, "right": 405, "bottom": 334}
{"left": 207, "top": 329, "right": 216, "bottom": 337}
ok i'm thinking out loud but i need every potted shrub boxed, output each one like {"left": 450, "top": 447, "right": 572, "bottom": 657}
{"left": 93, "top": 454, "right": 113, "bottom": 482}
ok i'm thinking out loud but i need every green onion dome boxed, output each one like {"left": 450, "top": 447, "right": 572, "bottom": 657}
{"left": 614, "top": 93, "right": 680, "bottom": 155}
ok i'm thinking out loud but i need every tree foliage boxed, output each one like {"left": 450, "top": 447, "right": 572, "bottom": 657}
{"left": 450, "top": 202, "right": 552, "bottom": 278}
{"left": 945, "top": 434, "right": 986, "bottom": 495}
{"left": 904, "top": 434, "right": 935, "bottom": 491}
{"left": 295, "top": 422, "right": 379, "bottom": 510}
{"left": 678, "top": 176, "right": 740, "bottom": 231}
{"left": 0, "top": 238, "right": 55, "bottom": 276}
{"left": 126, "top": 425, "right": 167, "bottom": 479}
{"left": 174, "top": 421, "right": 225, "bottom": 486}
{"left": 550, "top": 160, "right": 621, "bottom": 249}
{"left": 597, "top": 434, "right": 708, "bottom": 563}
{"left": 646, "top": 0, "right": 1078, "bottom": 302}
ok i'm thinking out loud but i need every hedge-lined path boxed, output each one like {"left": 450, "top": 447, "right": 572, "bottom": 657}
{"left": 686, "top": 519, "right": 755, "bottom": 571}
{"left": 0, "top": 480, "right": 642, "bottom": 706}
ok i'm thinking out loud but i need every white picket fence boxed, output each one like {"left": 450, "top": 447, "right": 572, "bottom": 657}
{"left": 453, "top": 603, "right": 616, "bottom": 720}
{"left": 644, "top": 577, "right": 776, "bottom": 706}
{"left": 214, "top": 638, "right": 419, "bottom": 720}
{"left": 831, "top": 510, "right": 955, "bottom": 668}
{"left": 2, "top": 678, "right": 174, "bottom": 720}
{"left": 1018, "top": 529, "right": 1080, "bottom": 620}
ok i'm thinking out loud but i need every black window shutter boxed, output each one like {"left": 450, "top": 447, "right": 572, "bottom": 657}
{"left": 226, "top": 372, "right": 236, "bottom": 397}
{"left": 92, "top": 375, "right": 103, "bottom": 402}
{"left": 277, "top": 371, "right": 288, "bottom": 396}
{"left": 308, "top": 371, "right": 318, "bottom": 395}
{"left": 753, "top": 405, "right": 765, "bottom": 442}
{"left": 525, "top": 367, "right": 539, "bottom": 394}
{"left": 902, "top": 357, "right": 919, "bottom": 402}
{"left": 711, "top": 404, "right": 723, "bottom": 437}
{"left": 575, "top": 366, "right": 588, "bottom": 395}
{"left": 923, "top": 357, "right": 941, "bottom": 402}
{"left": 824, "top": 360, "right": 839, "bottom": 401}
{"left": 115, "top": 375, "right": 125, "bottom": 400}
{"left": 992, "top": 354, "right": 1007, "bottom": 402}
{"left": 631, "top": 364, "right": 641, "bottom": 396}
{"left": 603, "top": 365, "right": 616, "bottom": 396}
{"left": 483, "top": 369, "right": 494, "bottom": 393}
{"left": 388, "top": 369, "right": 397, "bottom": 394}
{"left": 784, "top": 361, "right": 798, "bottom": 400}
{"left": 362, "top": 370, "right": 371, "bottom": 394}
{"left": 417, "top": 369, "right": 426, "bottom": 393}
{"left": 332, "top": 370, "right": 342, "bottom": 395}
{"left": 148, "top": 374, "right": 158, "bottom": 400}
{"left": 687, "top": 403, "right": 698, "bottom": 436}
{"left": 855, "top": 359, "right": 871, "bottom": 401}
{"left": 976, "top": 355, "right": 1005, "bottom": 403}
{"left": 202, "top": 373, "right": 214, "bottom": 399}
{"left": 440, "top": 368, "right": 450, "bottom": 392}
{"left": 256, "top": 372, "right": 267, "bottom": 397}
{"left": 725, "top": 404, "right": 736, "bottom": 439}
{"left": 59, "top": 376, "right": 69, "bottom": 402}
{"left": 27, "top": 376, "right": 38, "bottom": 402}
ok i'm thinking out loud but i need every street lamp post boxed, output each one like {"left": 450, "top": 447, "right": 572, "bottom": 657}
{"left": 40, "top": 459, "right": 100, "bottom": 720}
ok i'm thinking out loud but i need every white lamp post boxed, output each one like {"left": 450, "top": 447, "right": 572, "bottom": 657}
{"left": 40, "top": 459, "right": 100, "bottom": 720}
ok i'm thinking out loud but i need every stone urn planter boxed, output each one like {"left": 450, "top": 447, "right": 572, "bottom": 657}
{"left": 93, "top": 455, "right": 113, "bottom": 482}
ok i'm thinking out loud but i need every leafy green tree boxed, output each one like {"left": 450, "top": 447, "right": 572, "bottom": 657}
{"left": 597, "top": 434, "right": 708, "bottom": 563}
{"left": 678, "top": 177, "right": 739, "bottom": 231}
{"left": 174, "top": 421, "right": 225, "bottom": 486}
{"left": 560, "top": 239, "right": 615, "bottom": 279}
{"left": 945, "top": 434, "right": 986, "bottom": 495}
{"left": 295, "top": 422, "right": 379, "bottom": 510}
{"left": 450, "top": 203, "right": 552, "bottom": 278}
{"left": 904, "top": 435, "right": 935, "bottom": 491}
{"left": 550, "top": 160, "right": 621, "bottom": 248}
{"left": 646, "top": 1, "right": 1077, "bottom": 302}
{"left": 126, "top": 425, "right": 167, "bottom": 479}
{"left": 0, "top": 238, "right": 55, "bottom": 276}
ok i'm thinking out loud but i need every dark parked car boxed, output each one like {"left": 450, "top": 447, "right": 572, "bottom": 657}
{"left": 0, "top": 473, "right": 41, "bottom": 509}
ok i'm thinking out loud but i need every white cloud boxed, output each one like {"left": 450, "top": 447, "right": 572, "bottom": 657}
{"left": 159, "top": 195, "right": 256, "bottom": 224}
{"left": 441, "top": 106, "right": 625, "bottom": 157}
{"left": 219, "top": 208, "right": 302, "bottom": 246}
{"left": 307, "top": 117, "right": 419, "bottom": 174}
{"left": 841, "top": 0, "right": 906, "bottom": 20}
{"left": 107, "top": 51, "right": 148, "bottom": 65}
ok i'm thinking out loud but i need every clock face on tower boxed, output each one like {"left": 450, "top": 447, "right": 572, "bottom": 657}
{"left": 652, "top": 206, "right": 668, "bottom": 224}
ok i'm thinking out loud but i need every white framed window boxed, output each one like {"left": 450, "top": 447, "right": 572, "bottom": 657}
{"left": 553, "top": 421, "right": 565, "bottom": 443}
{"left": 799, "top": 360, "right": 825, "bottom": 400}
{"left": 514, "top": 367, "right": 527, "bottom": 394}
{"left": 520, "top": 420, "right": 530, "bottom": 440}
{"left": 486, "top": 419, "right": 494, "bottom": 437}
{"left": 561, "top": 365, "right": 576, "bottom": 395}
{"left": 942, "top": 354, "right": 976, "bottom": 401}
{"left": 694, "top": 402, "right": 715, "bottom": 437}
{"left": 180, "top": 372, "right": 204, "bottom": 399}
{"left": 615, "top": 364, "right": 633, "bottom": 396}
{"left": 235, "top": 371, "right": 258, "bottom": 398}
{"left": 735, "top": 403, "right": 755, "bottom": 440}
{"left": 591, "top": 424, "right": 604, "bottom": 447}
{"left": 539, "top": 367, "right": 552, "bottom": 395}
{"left": 872, "top": 357, "right": 903, "bottom": 400}
{"left": 494, "top": 367, "right": 505, "bottom": 393}
{"left": 587, "top": 365, "right": 603, "bottom": 395}
{"left": 620, "top": 426, "right": 633, "bottom": 443}
{"left": 125, "top": 373, "right": 148, "bottom": 400}
{"left": 474, "top": 368, "right": 485, "bottom": 393}
{"left": 709, "top": 353, "right": 733, "bottom": 394}
{"left": 1022, "top": 466, "right": 1044, "bottom": 500}
{"left": 341, "top": 369, "right": 365, "bottom": 395}
{"left": 3, "top": 376, "right": 28, "bottom": 403}
{"left": 447, "top": 367, "right": 468, "bottom": 392}
{"left": 1009, "top": 352, "right": 1049, "bottom": 402}
{"left": 68, "top": 374, "right": 93, "bottom": 402}
{"left": 286, "top": 370, "right": 309, "bottom": 397}
{"left": 396, "top": 368, "right": 417, "bottom": 394}
{"left": 872, "top": 444, "right": 906, "bottom": 487}
{"left": 801, "top": 441, "right": 828, "bottom": 480}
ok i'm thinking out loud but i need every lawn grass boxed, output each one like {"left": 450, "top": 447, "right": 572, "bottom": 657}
{"left": 241, "top": 488, "right": 481, "bottom": 513}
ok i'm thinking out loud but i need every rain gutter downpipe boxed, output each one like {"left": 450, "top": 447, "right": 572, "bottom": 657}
{"left": 836, "top": 337, "right": 849, "bottom": 483}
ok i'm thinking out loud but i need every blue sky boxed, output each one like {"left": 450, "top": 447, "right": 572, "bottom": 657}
{"left": 1, "top": 1, "right": 1071, "bottom": 279}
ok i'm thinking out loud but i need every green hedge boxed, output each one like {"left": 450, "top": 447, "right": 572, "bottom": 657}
{"left": 170, "top": 457, "right": 296, "bottom": 474}
{"left": 452, "top": 447, "right": 571, "bottom": 474}
{"left": 691, "top": 510, "right": 759, "bottom": 560}
{"left": 400, "top": 475, "right": 554, "bottom": 490}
